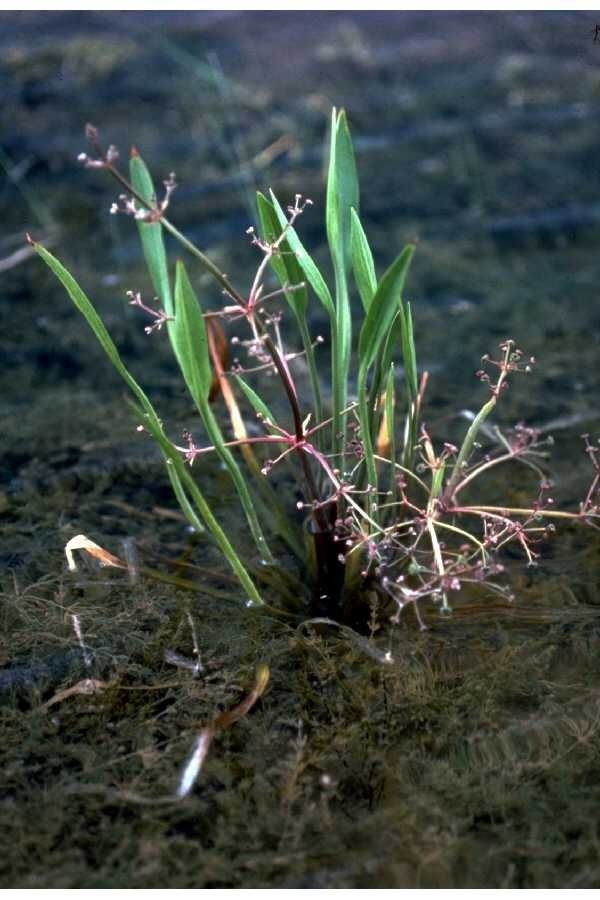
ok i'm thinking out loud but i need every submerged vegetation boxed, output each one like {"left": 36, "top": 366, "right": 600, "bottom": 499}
{"left": 31, "top": 110, "right": 599, "bottom": 626}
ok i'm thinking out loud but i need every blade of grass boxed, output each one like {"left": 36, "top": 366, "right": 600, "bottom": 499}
{"left": 172, "top": 260, "right": 212, "bottom": 404}
{"left": 358, "top": 246, "right": 414, "bottom": 375}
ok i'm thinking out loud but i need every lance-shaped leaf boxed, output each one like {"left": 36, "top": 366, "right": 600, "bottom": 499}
{"left": 256, "top": 191, "right": 308, "bottom": 317}
{"left": 134, "top": 405, "right": 263, "bottom": 604}
{"left": 358, "top": 244, "right": 415, "bottom": 373}
{"left": 399, "top": 300, "right": 418, "bottom": 401}
{"left": 234, "top": 374, "right": 278, "bottom": 428}
{"left": 130, "top": 150, "right": 173, "bottom": 318}
{"left": 326, "top": 109, "right": 359, "bottom": 455}
{"left": 256, "top": 191, "right": 323, "bottom": 435}
{"left": 350, "top": 207, "right": 377, "bottom": 311}
{"left": 395, "top": 301, "right": 420, "bottom": 470}
{"left": 172, "top": 259, "right": 212, "bottom": 407}
{"left": 326, "top": 110, "right": 359, "bottom": 269}
{"left": 368, "top": 309, "right": 401, "bottom": 416}
{"left": 269, "top": 189, "right": 335, "bottom": 321}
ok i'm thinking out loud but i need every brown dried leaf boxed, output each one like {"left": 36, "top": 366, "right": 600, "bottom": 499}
{"left": 64, "top": 534, "right": 126, "bottom": 572}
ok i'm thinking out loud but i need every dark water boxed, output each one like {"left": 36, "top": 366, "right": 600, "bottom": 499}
{"left": 2, "top": 11, "right": 600, "bottom": 888}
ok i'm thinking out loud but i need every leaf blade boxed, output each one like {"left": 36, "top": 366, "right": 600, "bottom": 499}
{"left": 256, "top": 191, "right": 308, "bottom": 316}
{"left": 173, "top": 259, "right": 212, "bottom": 407}
{"left": 269, "top": 189, "right": 335, "bottom": 320}
{"left": 350, "top": 207, "right": 377, "bottom": 311}
{"left": 358, "top": 244, "right": 415, "bottom": 373}
{"left": 130, "top": 151, "right": 173, "bottom": 318}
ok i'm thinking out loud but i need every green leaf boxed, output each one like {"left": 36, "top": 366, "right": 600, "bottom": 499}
{"left": 326, "top": 109, "right": 359, "bottom": 278}
{"left": 132, "top": 403, "right": 263, "bottom": 605}
{"left": 256, "top": 191, "right": 324, "bottom": 443}
{"left": 358, "top": 244, "right": 415, "bottom": 373}
{"left": 256, "top": 191, "right": 308, "bottom": 316}
{"left": 33, "top": 242, "right": 155, "bottom": 417}
{"left": 32, "top": 241, "right": 263, "bottom": 604}
{"left": 173, "top": 260, "right": 212, "bottom": 407}
{"left": 357, "top": 244, "right": 414, "bottom": 505}
{"left": 234, "top": 375, "right": 278, "bottom": 427}
{"left": 325, "top": 109, "right": 359, "bottom": 458}
{"left": 350, "top": 207, "right": 377, "bottom": 311}
{"left": 374, "top": 310, "right": 402, "bottom": 402}
{"left": 431, "top": 462, "right": 446, "bottom": 499}
{"left": 130, "top": 152, "right": 173, "bottom": 318}
{"left": 399, "top": 306, "right": 419, "bottom": 471}
{"left": 171, "top": 261, "right": 274, "bottom": 563}
{"left": 399, "top": 301, "right": 418, "bottom": 400}
{"left": 384, "top": 364, "right": 398, "bottom": 505}
{"left": 326, "top": 109, "right": 359, "bottom": 456}
{"left": 363, "top": 310, "right": 401, "bottom": 459}
{"left": 269, "top": 189, "right": 335, "bottom": 320}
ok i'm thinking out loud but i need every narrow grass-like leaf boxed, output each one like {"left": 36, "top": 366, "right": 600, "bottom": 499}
{"left": 231, "top": 376, "right": 303, "bottom": 558}
{"left": 33, "top": 242, "right": 157, "bottom": 418}
{"left": 208, "top": 324, "right": 302, "bottom": 558}
{"left": 350, "top": 207, "right": 377, "bottom": 311}
{"left": 444, "top": 393, "right": 498, "bottom": 501}
{"left": 32, "top": 241, "right": 262, "bottom": 603}
{"left": 130, "top": 151, "right": 173, "bottom": 318}
{"left": 165, "top": 463, "right": 205, "bottom": 535}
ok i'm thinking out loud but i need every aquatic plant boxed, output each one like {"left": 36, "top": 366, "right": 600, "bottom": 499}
{"left": 30, "top": 111, "right": 599, "bottom": 624}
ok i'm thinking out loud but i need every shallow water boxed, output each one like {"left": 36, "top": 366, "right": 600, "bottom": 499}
{"left": 1, "top": 10, "right": 600, "bottom": 888}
